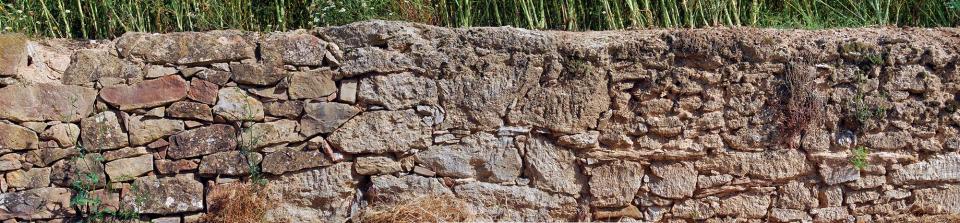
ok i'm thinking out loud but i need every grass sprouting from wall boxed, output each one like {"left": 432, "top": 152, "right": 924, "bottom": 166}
{"left": 1, "top": 0, "right": 958, "bottom": 39}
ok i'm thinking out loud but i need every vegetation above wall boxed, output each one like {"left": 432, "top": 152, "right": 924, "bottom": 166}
{"left": 1, "top": 0, "right": 959, "bottom": 39}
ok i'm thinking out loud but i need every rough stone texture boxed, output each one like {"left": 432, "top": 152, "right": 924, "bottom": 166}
{"left": 125, "top": 174, "right": 204, "bottom": 214}
{"left": 0, "top": 122, "right": 38, "bottom": 151}
{"left": 263, "top": 162, "right": 358, "bottom": 223}
{"left": 649, "top": 162, "right": 698, "bottom": 199}
{"left": 524, "top": 135, "right": 584, "bottom": 196}
{"left": 261, "top": 147, "right": 333, "bottom": 175}
{"left": 589, "top": 161, "right": 643, "bottom": 207}
{"left": 40, "top": 123, "right": 80, "bottom": 147}
{"left": 127, "top": 116, "right": 185, "bottom": 146}
{"left": 913, "top": 185, "right": 960, "bottom": 214}
{"left": 454, "top": 181, "right": 579, "bottom": 222}
{"left": 100, "top": 75, "right": 189, "bottom": 110}
{"left": 80, "top": 111, "right": 128, "bottom": 151}
{"left": 288, "top": 70, "right": 337, "bottom": 99}
{"left": 695, "top": 149, "right": 812, "bottom": 181}
{"left": 167, "top": 124, "right": 237, "bottom": 159}
{"left": 359, "top": 72, "right": 438, "bottom": 110}
{"left": 167, "top": 101, "right": 214, "bottom": 121}
{"left": 327, "top": 110, "right": 431, "bottom": 154}
{"left": 367, "top": 174, "right": 452, "bottom": 205}
{"left": 187, "top": 78, "right": 218, "bottom": 105}
{"left": 354, "top": 156, "right": 402, "bottom": 175}
{"left": 0, "top": 34, "right": 27, "bottom": 77}
{"left": 0, "top": 84, "right": 97, "bottom": 122}
{"left": 5, "top": 168, "right": 51, "bottom": 189}
{"left": 229, "top": 63, "right": 287, "bottom": 86}
{"left": 104, "top": 154, "right": 154, "bottom": 182}
{"left": 299, "top": 102, "right": 360, "bottom": 136}
{"left": 212, "top": 87, "right": 264, "bottom": 121}
{"left": 261, "top": 32, "right": 328, "bottom": 66}
{"left": 890, "top": 153, "right": 960, "bottom": 185}
{"left": 415, "top": 132, "right": 521, "bottom": 183}
{"left": 264, "top": 100, "right": 303, "bottom": 119}
{"left": 62, "top": 49, "right": 142, "bottom": 85}
{"left": 198, "top": 151, "right": 261, "bottom": 176}
{"left": 117, "top": 31, "right": 255, "bottom": 65}
{"left": 240, "top": 120, "right": 302, "bottom": 150}
{"left": 0, "top": 187, "right": 73, "bottom": 220}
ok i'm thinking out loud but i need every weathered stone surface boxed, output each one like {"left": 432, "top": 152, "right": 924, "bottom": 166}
{"left": 212, "top": 87, "right": 264, "bottom": 121}
{"left": 80, "top": 111, "right": 128, "bottom": 151}
{"left": 117, "top": 31, "right": 256, "bottom": 65}
{"left": 199, "top": 151, "right": 261, "bottom": 176}
{"left": 437, "top": 63, "right": 539, "bottom": 131}
{"left": 0, "top": 122, "right": 38, "bottom": 151}
{"left": 589, "top": 161, "right": 643, "bottom": 207}
{"left": 5, "top": 167, "right": 51, "bottom": 189}
{"left": 0, "top": 153, "right": 21, "bottom": 171}
{"left": 50, "top": 153, "right": 106, "bottom": 188}
{"left": 0, "top": 187, "right": 73, "bottom": 220}
{"left": 524, "top": 135, "right": 583, "bottom": 196}
{"left": 62, "top": 49, "right": 142, "bottom": 85}
{"left": 102, "top": 147, "right": 149, "bottom": 161}
{"left": 593, "top": 205, "right": 644, "bottom": 220}
{"left": 156, "top": 159, "right": 198, "bottom": 174}
{"left": 229, "top": 63, "right": 287, "bottom": 86}
{"left": 863, "top": 131, "right": 911, "bottom": 150}
{"left": 145, "top": 65, "right": 178, "bottom": 78}
{"left": 354, "top": 156, "right": 402, "bottom": 175}
{"left": 125, "top": 174, "right": 204, "bottom": 214}
{"left": 913, "top": 185, "right": 960, "bottom": 214}
{"left": 240, "top": 120, "right": 302, "bottom": 150}
{"left": 195, "top": 69, "right": 232, "bottom": 85}
{"left": 261, "top": 147, "right": 333, "bottom": 175}
{"left": 288, "top": 70, "right": 337, "bottom": 99}
{"left": 40, "top": 123, "right": 80, "bottom": 147}
{"left": 415, "top": 132, "right": 521, "bottom": 183}
{"left": 264, "top": 100, "right": 304, "bottom": 119}
{"left": 327, "top": 110, "right": 431, "bottom": 154}
{"left": 770, "top": 208, "right": 812, "bottom": 222}
{"left": 715, "top": 191, "right": 770, "bottom": 218}
{"left": 777, "top": 181, "right": 817, "bottom": 209}
{"left": 819, "top": 161, "right": 861, "bottom": 185}
{"left": 104, "top": 154, "right": 153, "bottom": 182}
{"left": 167, "top": 101, "right": 214, "bottom": 121}
{"left": 167, "top": 124, "right": 237, "bottom": 159}
{"left": 338, "top": 79, "right": 359, "bottom": 103}
{"left": 696, "top": 149, "right": 811, "bottom": 181}
{"left": 0, "top": 34, "right": 27, "bottom": 76}
{"left": 890, "top": 153, "right": 960, "bottom": 184}
{"left": 262, "top": 32, "right": 328, "bottom": 66}
{"left": 0, "top": 84, "right": 97, "bottom": 122}
{"left": 368, "top": 174, "right": 452, "bottom": 205}
{"left": 264, "top": 162, "right": 358, "bottom": 223}
{"left": 454, "top": 181, "right": 579, "bottom": 222}
{"left": 810, "top": 207, "right": 850, "bottom": 222}
{"left": 558, "top": 131, "right": 600, "bottom": 150}
{"left": 127, "top": 116, "right": 185, "bottom": 146}
{"left": 509, "top": 63, "right": 609, "bottom": 134}
{"left": 358, "top": 72, "right": 438, "bottom": 110}
{"left": 671, "top": 197, "right": 719, "bottom": 220}
{"left": 300, "top": 102, "right": 360, "bottom": 136}
{"left": 649, "top": 162, "right": 698, "bottom": 199}
{"left": 336, "top": 47, "right": 418, "bottom": 78}
{"left": 100, "top": 75, "right": 189, "bottom": 110}
{"left": 187, "top": 78, "right": 218, "bottom": 104}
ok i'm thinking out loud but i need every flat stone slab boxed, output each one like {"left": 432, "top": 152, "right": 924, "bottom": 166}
{"left": 116, "top": 30, "right": 256, "bottom": 65}
{"left": 100, "top": 75, "right": 189, "bottom": 110}
{"left": 0, "top": 84, "right": 97, "bottom": 122}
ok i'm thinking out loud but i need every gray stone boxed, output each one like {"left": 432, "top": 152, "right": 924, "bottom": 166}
{"left": 261, "top": 147, "right": 333, "bottom": 175}
{"left": 240, "top": 120, "right": 302, "bottom": 150}
{"left": 454, "top": 181, "right": 579, "bottom": 222}
{"left": 819, "top": 161, "right": 861, "bottom": 185}
{"left": 125, "top": 174, "right": 204, "bottom": 214}
{"left": 336, "top": 47, "right": 418, "bottom": 78}
{"left": 777, "top": 181, "right": 817, "bottom": 209}
{"left": 62, "top": 49, "right": 142, "bottom": 85}
{"left": 415, "top": 132, "right": 521, "bottom": 183}
{"left": 327, "top": 110, "right": 431, "bottom": 154}
{"left": 437, "top": 60, "right": 539, "bottom": 131}
{"left": 770, "top": 208, "right": 812, "bottom": 222}
{"left": 0, "top": 153, "right": 21, "bottom": 171}
{"left": 0, "top": 122, "right": 38, "bottom": 151}
{"left": 104, "top": 154, "right": 153, "bottom": 182}
{"left": 213, "top": 87, "right": 264, "bottom": 121}
{"left": 299, "top": 102, "right": 360, "bottom": 136}
{"left": 649, "top": 162, "right": 698, "bottom": 199}
{"left": 810, "top": 207, "right": 850, "bottom": 222}
{"left": 229, "top": 63, "right": 287, "bottom": 86}
{"left": 199, "top": 151, "right": 262, "bottom": 176}
{"left": 368, "top": 174, "right": 452, "bottom": 205}
{"left": 589, "top": 161, "right": 643, "bottom": 207}
{"left": 145, "top": 65, "right": 179, "bottom": 78}
{"left": 0, "top": 84, "right": 97, "bottom": 122}
{"left": 695, "top": 149, "right": 812, "bottom": 181}
{"left": 0, "top": 187, "right": 73, "bottom": 220}
{"left": 116, "top": 31, "right": 256, "bottom": 65}
{"left": 508, "top": 62, "right": 609, "bottom": 134}
{"left": 80, "top": 111, "right": 128, "bottom": 151}
{"left": 338, "top": 79, "right": 358, "bottom": 103}
{"left": 261, "top": 32, "right": 328, "bottom": 66}
{"left": 263, "top": 162, "right": 358, "bottom": 223}
{"left": 354, "top": 156, "right": 402, "bottom": 175}
{"left": 523, "top": 135, "right": 584, "bottom": 196}
{"left": 167, "top": 101, "right": 214, "bottom": 121}
{"left": 264, "top": 100, "right": 303, "bottom": 119}
{"left": 288, "top": 70, "right": 337, "bottom": 99}
{"left": 715, "top": 191, "right": 770, "bottom": 218}
{"left": 359, "top": 72, "right": 438, "bottom": 110}
{"left": 127, "top": 116, "right": 185, "bottom": 146}
{"left": 890, "top": 153, "right": 960, "bottom": 185}
{"left": 167, "top": 124, "right": 237, "bottom": 159}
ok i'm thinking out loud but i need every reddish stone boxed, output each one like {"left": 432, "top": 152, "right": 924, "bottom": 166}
{"left": 187, "top": 79, "right": 218, "bottom": 105}
{"left": 156, "top": 159, "right": 199, "bottom": 174}
{"left": 100, "top": 75, "right": 189, "bottom": 110}
{"left": 167, "top": 101, "right": 214, "bottom": 121}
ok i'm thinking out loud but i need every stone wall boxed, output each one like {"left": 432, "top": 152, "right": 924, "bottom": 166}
{"left": 1, "top": 21, "right": 959, "bottom": 222}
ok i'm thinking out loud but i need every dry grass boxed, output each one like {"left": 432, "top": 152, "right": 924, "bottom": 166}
{"left": 775, "top": 65, "right": 824, "bottom": 149}
{"left": 361, "top": 194, "right": 476, "bottom": 223}
{"left": 202, "top": 182, "right": 271, "bottom": 223}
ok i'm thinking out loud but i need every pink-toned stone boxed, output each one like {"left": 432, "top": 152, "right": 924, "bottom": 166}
{"left": 187, "top": 78, "right": 218, "bottom": 105}
{"left": 167, "top": 124, "right": 237, "bottom": 159}
{"left": 100, "top": 75, "right": 189, "bottom": 110}
{"left": 0, "top": 84, "right": 97, "bottom": 122}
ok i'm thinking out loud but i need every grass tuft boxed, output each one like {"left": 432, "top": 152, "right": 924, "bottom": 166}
{"left": 203, "top": 182, "right": 271, "bottom": 223}
{"left": 361, "top": 194, "right": 475, "bottom": 223}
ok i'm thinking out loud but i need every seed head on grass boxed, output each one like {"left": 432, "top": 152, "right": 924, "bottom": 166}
{"left": 361, "top": 194, "right": 475, "bottom": 223}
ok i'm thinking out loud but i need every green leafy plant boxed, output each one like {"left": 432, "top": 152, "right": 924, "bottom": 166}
{"left": 68, "top": 143, "right": 143, "bottom": 222}
{"left": 850, "top": 145, "right": 870, "bottom": 170}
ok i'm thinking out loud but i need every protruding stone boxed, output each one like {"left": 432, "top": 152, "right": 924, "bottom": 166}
{"left": 62, "top": 49, "right": 142, "bottom": 85}
{"left": 819, "top": 161, "right": 860, "bottom": 185}
{"left": 102, "top": 147, "right": 149, "bottom": 161}
{"left": 589, "top": 161, "right": 644, "bottom": 207}
{"left": 288, "top": 70, "right": 337, "bottom": 99}
{"left": 261, "top": 32, "right": 328, "bottom": 66}
{"left": 104, "top": 154, "right": 153, "bottom": 182}
{"left": 80, "top": 111, "right": 128, "bottom": 151}
{"left": 187, "top": 79, "right": 218, "bottom": 105}
{"left": 212, "top": 87, "right": 264, "bottom": 121}
{"left": 715, "top": 191, "right": 771, "bottom": 218}
{"left": 0, "top": 187, "right": 73, "bottom": 220}
{"left": 0, "top": 84, "right": 97, "bottom": 122}
{"left": 913, "top": 185, "right": 960, "bottom": 214}
{"left": 338, "top": 79, "right": 358, "bottom": 103}
{"left": 261, "top": 147, "right": 333, "bottom": 175}
{"left": 100, "top": 75, "right": 189, "bottom": 110}
{"left": 890, "top": 153, "right": 960, "bottom": 185}
{"left": 125, "top": 174, "right": 204, "bottom": 214}
{"left": 264, "top": 101, "right": 303, "bottom": 119}
{"left": 127, "top": 116, "right": 185, "bottom": 146}
{"left": 4, "top": 167, "right": 51, "bottom": 189}
{"left": 0, "top": 153, "right": 22, "bottom": 171}
{"left": 327, "top": 110, "right": 431, "bottom": 154}
{"left": 199, "top": 151, "right": 261, "bottom": 176}
{"left": 263, "top": 162, "right": 358, "bottom": 222}
{"left": 116, "top": 31, "right": 256, "bottom": 65}
{"left": 649, "top": 162, "right": 698, "bottom": 199}
{"left": 167, "top": 124, "right": 237, "bottom": 159}
{"left": 156, "top": 159, "right": 198, "bottom": 175}
{"left": 558, "top": 131, "right": 600, "bottom": 149}
{"left": 167, "top": 101, "right": 214, "bottom": 121}
{"left": 358, "top": 72, "right": 438, "bottom": 110}
{"left": 0, "top": 122, "right": 38, "bottom": 151}
{"left": 240, "top": 120, "right": 302, "bottom": 150}
{"left": 145, "top": 65, "right": 179, "bottom": 78}
{"left": 415, "top": 132, "right": 521, "bottom": 183}
{"left": 229, "top": 63, "right": 286, "bottom": 86}
{"left": 300, "top": 102, "right": 360, "bottom": 136}
{"left": 696, "top": 149, "right": 812, "bottom": 181}
{"left": 524, "top": 135, "right": 583, "bottom": 196}
{"left": 354, "top": 156, "right": 402, "bottom": 175}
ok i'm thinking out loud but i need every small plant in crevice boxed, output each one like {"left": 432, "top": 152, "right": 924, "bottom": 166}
{"left": 849, "top": 145, "right": 870, "bottom": 170}
{"left": 239, "top": 128, "right": 268, "bottom": 186}
{"left": 845, "top": 71, "right": 888, "bottom": 131}
{"left": 774, "top": 65, "right": 824, "bottom": 149}
{"left": 68, "top": 143, "right": 143, "bottom": 223}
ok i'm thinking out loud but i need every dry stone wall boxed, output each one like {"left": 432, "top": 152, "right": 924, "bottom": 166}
{"left": 1, "top": 21, "right": 960, "bottom": 222}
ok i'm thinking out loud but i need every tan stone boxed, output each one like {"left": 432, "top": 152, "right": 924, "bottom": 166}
{"left": 80, "top": 111, "right": 128, "bottom": 151}
{"left": 104, "top": 154, "right": 153, "bottom": 182}
{"left": 288, "top": 70, "right": 337, "bottom": 99}
{"left": 0, "top": 84, "right": 97, "bottom": 122}
{"left": 0, "top": 122, "right": 38, "bottom": 151}
{"left": 100, "top": 75, "right": 189, "bottom": 110}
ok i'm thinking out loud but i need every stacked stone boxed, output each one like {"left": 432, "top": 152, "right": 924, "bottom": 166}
{"left": 0, "top": 21, "right": 959, "bottom": 222}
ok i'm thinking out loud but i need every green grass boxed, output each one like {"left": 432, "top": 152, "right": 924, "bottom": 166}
{"left": 1, "top": 0, "right": 958, "bottom": 39}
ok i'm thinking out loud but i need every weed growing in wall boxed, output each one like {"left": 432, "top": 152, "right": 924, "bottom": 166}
{"left": 849, "top": 145, "right": 870, "bottom": 170}
{"left": 68, "top": 143, "right": 143, "bottom": 222}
